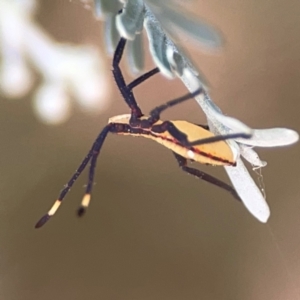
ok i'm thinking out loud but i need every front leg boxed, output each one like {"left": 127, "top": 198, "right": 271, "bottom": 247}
{"left": 112, "top": 38, "right": 143, "bottom": 118}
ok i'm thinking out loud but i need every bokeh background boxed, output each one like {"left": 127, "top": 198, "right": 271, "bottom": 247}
{"left": 1, "top": 1, "right": 300, "bottom": 299}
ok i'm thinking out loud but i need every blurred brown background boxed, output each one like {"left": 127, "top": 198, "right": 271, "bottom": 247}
{"left": 1, "top": 0, "right": 300, "bottom": 299}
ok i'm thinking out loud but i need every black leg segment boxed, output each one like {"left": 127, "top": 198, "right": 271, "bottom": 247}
{"left": 173, "top": 152, "right": 241, "bottom": 202}
{"left": 148, "top": 88, "right": 203, "bottom": 124}
{"left": 35, "top": 124, "right": 113, "bottom": 228}
{"left": 127, "top": 67, "right": 160, "bottom": 91}
{"left": 112, "top": 38, "right": 143, "bottom": 117}
{"left": 187, "top": 132, "right": 252, "bottom": 147}
{"left": 151, "top": 121, "right": 189, "bottom": 144}
{"left": 77, "top": 124, "right": 114, "bottom": 217}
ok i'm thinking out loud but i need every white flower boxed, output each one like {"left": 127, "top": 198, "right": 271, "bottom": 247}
{"left": 0, "top": 0, "right": 110, "bottom": 124}
{"left": 94, "top": 0, "right": 299, "bottom": 223}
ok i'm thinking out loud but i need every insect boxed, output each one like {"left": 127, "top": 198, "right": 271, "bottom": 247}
{"left": 35, "top": 38, "right": 251, "bottom": 228}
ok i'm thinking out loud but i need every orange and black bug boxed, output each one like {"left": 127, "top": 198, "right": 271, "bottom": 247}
{"left": 35, "top": 38, "right": 251, "bottom": 228}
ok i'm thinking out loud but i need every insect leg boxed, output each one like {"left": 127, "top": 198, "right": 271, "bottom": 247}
{"left": 152, "top": 120, "right": 251, "bottom": 148}
{"left": 186, "top": 132, "right": 252, "bottom": 147}
{"left": 76, "top": 140, "right": 110, "bottom": 217}
{"left": 127, "top": 67, "right": 160, "bottom": 91}
{"left": 141, "top": 88, "right": 203, "bottom": 136}
{"left": 112, "top": 38, "right": 143, "bottom": 117}
{"left": 148, "top": 88, "right": 203, "bottom": 124}
{"left": 151, "top": 120, "right": 189, "bottom": 142}
{"left": 76, "top": 154, "right": 99, "bottom": 217}
{"left": 173, "top": 152, "right": 241, "bottom": 202}
{"left": 77, "top": 123, "right": 131, "bottom": 217}
{"left": 35, "top": 124, "right": 113, "bottom": 228}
